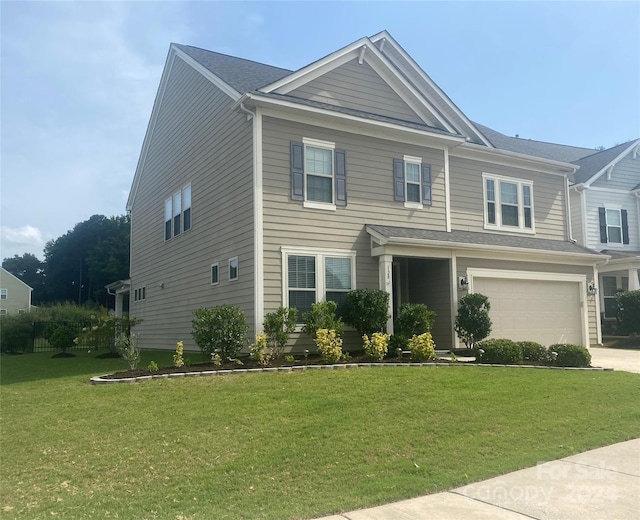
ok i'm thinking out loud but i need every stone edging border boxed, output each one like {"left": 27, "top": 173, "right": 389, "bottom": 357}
{"left": 90, "top": 362, "right": 613, "bottom": 384}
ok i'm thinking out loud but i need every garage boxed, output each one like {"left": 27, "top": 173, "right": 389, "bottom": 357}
{"left": 470, "top": 271, "right": 586, "bottom": 346}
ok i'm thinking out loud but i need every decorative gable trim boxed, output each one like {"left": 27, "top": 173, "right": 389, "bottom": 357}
{"left": 584, "top": 139, "right": 640, "bottom": 188}
{"left": 370, "top": 31, "right": 494, "bottom": 148}
{"left": 259, "top": 37, "right": 457, "bottom": 133}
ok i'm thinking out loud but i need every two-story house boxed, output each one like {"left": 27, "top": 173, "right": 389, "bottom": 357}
{"left": 0, "top": 267, "right": 33, "bottom": 315}
{"left": 569, "top": 140, "right": 640, "bottom": 329}
{"left": 126, "top": 31, "right": 604, "bottom": 352}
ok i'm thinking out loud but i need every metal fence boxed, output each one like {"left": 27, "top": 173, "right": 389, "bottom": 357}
{"left": 30, "top": 320, "right": 92, "bottom": 352}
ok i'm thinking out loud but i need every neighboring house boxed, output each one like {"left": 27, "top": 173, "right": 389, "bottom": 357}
{"left": 126, "top": 31, "right": 606, "bottom": 352}
{"left": 0, "top": 267, "right": 33, "bottom": 315}
{"left": 568, "top": 139, "right": 640, "bottom": 329}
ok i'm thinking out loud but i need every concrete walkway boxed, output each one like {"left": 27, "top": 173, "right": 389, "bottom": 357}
{"left": 589, "top": 347, "right": 640, "bottom": 374}
{"left": 316, "top": 438, "right": 640, "bottom": 520}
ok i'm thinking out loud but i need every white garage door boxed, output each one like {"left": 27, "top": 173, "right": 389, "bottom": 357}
{"left": 472, "top": 277, "right": 583, "bottom": 346}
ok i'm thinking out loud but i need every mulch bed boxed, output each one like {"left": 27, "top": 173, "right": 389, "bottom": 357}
{"left": 102, "top": 354, "right": 460, "bottom": 379}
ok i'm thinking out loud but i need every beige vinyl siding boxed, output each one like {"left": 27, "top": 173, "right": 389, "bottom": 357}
{"left": 448, "top": 156, "right": 567, "bottom": 239}
{"left": 585, "top": 190, "right": 639, "bottom": 251}
{"left": 0, "top": 268, "right": 32, "bottom": 315}
{"left": 261, "top": 116, "right": 447, "bottom": 318}
{"left": 455, "top": 257, "right": 598, "bottom": 346}
{"left": 129, "top": 54, "right": 255, "bottom": 351}
{"left": 590, "top": 154, "right": 640, "bottom": 191}
{"left": 289, "top": 59, "right": 424, "bottom": 125}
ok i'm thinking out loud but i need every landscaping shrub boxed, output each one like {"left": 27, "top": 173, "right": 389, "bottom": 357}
{"left": 616, "top": 290, "right": 640, "bottom": 335}
{"left": 192, "top": 305, "right": 248, "bottom": 360}
{"left": 249, "top": 333, "right": 272, "bottom": 366}
{"left": 0, "top": 313, "right": 33, "bottom": 353}
{"left": 362, "top": 332, "right": 390, "bottom": 361}
{"left": 394, "top": 303, "right": 437, "bottom": 338}
{"left": 343, "top": 289, "right": 390, "bottom": 336}
{"left": 75, "top": 312, "right": 141, "bottom": 353}
{"left": 388, "top": 334, "right": 407, "bottom": 358}
{"left": 548, "top": 344, "right": 591, "bottom": 368}
{"left": 263, "top": 307, "right": 297, "bottom": 359}
{"left": 48, "top": 324, "right": 77, "bottom": 353}
{"left": 406, "top": 332, "right": 436, "bottom": 361}
{"left": 455, "top": 293, "right": 492, "bottom": 349}
{"left": 302, "top": 301, "right": 343, "bottom": 339}
{"left": 476, "top": 338, "right": 523, "bottom": 364}
{"left": 518, "top": 341, "right": 548, "bottom": 363}
{"left": 314, "top": 328, "right": 343, "bottom": 364}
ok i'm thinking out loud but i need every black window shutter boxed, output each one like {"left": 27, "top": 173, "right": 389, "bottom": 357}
{"left": 621, "top": 209, "right": 630, "bottom": 244}
{"left": 335, "top": 149, "right": 347, "bottom": 207}
{"left": 598, "top": 207, "right": 608, "bottom": 243}
{"left": 291, "top": 142, "right": 304, "bottom": 201}
{"left": 421, "top": 164, "right": 432, "bottom": 205}
{"left": 393, "top": 159, "right": 405, "bottom": 201}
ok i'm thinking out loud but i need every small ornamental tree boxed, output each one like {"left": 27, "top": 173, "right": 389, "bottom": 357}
{"left": 192, "top": 305, "right": 248, "bottom": 360}
{"left": 263, "top": 307, "right": 297, "bottom": 359}
{"left": 454, "top": 293, "right": 492, "bottom": 349}
{"left": 343, "top": 289, "right": 390, "bottom": 336}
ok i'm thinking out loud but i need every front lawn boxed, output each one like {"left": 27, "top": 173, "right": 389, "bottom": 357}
{"left": 1, "top": 352, "right": 639, "bottom": 519}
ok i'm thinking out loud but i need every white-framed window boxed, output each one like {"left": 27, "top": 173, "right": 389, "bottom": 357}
{"left": 164, "top": 183, "right": 192, "bottom": 240}
{"left": 0, "top": 309, "right": 7, "bottom": 315}
{"left": 393, "top": 156, "right": 431, "bottom": 208}
{"left": 405, "top": 158, "right": 421, "bottom": 205}
{"left": 133, "top": 287, "right": 146, "bottom": 302}
{"left": 602, "top": 275, "right": 629, "bottom": 319}
{"left": 229, "top": 257, "right": 238, "bottom": 281}
{"left": 483, "top": 174, "right": 534, "bottom": 232}
{"left": 606, "top": 209, "right": 622, "bottom": 244}
{"left": 211, "top": 263, "right": 219, "bottom": 286}
{"left": 0, "top": 289, "right": 6, "bottom": 300}
{"left": 304, "top": 138, "right": 335, "bottom": 207}
{"left": 282, "top": 247, "right": 356, "bottom": 321}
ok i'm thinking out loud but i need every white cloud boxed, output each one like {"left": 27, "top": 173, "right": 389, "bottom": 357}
{"left": 0, "top": 226, "right": 49, "bottom": 260}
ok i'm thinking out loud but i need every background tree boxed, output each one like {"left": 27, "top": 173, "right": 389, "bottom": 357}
{"left": 40, "top": 214, "right": 130, "bottom": 306}
{"left": 2, "top": 253, "right": 46, "bottom": 305}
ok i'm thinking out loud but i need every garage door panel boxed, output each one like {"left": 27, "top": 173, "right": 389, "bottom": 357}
{"left": 473, "top": 278, "right": 582, "bottom": 346}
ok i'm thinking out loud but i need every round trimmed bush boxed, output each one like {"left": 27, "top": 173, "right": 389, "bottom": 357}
{"left": 406, "top": 332, "right": 436, "bottom": 362}
{"left": 548, "top": 344, "right": 591, "bottom": 368}
{"left": 476, "top": 338, "right": 523, "bottom": 364}
{"left": 518, "top": 341, "right": 548, "bottom": 363}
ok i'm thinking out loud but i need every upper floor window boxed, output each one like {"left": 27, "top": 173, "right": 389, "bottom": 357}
{"left": 0, "top": 289, "right": 6, "bottom": 300}
{"left": 164, "top": 184, "right": 192, "bottom": 240}
{"left": 393, "top": 156, "right": 432, "bottom": 208}
{"left": 290, "top": 139, "right": 346, "bottom": 210}
{"left": 483, "top": 174, "right": 534, "bottom": 232}
{"left": 211, "top": 263, "right": 219, "bottom": 286}
{"left": 599, "top": 208, "right": 629, "bottom": 245}
{"left": 133, "top": 286, "right": 146, "bottom": 302}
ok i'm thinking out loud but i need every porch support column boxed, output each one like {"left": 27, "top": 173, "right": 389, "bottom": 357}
{"left": 379, "top": 254, "right": 394, "bottom": 334}
{"left": 629, "top": 268, "right": 640, "bottom": 291}
{"left": 114, "top": 293, "right": 124, "bottom": 318}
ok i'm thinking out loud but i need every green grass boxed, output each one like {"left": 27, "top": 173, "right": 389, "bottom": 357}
{"left": 1, "top": 352, "right": 639, "bottom": 519}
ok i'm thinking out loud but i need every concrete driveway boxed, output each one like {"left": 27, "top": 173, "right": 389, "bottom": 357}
{"left": 589, "top": 347, "right": 640, "bottom": 374}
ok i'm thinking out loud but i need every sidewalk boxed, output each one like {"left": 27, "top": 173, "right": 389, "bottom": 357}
{"left": 316, "top": 438, "right": 640, "bottom": 520}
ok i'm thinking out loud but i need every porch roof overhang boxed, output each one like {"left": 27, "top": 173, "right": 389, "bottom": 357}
{"left": 105, "top": 279, "right": 131, "bottom": 295}
{"left": 366, "top": 225, "right": 607, "bottom": 265}
{"left": 597, "top": 250, "right": 640, "bottom": 273}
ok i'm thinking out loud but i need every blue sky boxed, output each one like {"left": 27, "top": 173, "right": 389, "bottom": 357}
{"left": 1, "top": 1, "right": 639, "bottom": 260}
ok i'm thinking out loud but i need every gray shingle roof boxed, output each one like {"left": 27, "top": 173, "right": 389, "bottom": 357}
{"left": 367, "top": 224, "right": 602, "bottom": 256}
{"left": 173, "top": 44, "right": 292, "bottom": 94}
{"left": 571, "top": 140, "right": 639, "bottom": 184}
{"left": 599, "top": 249, "right": 640, "bottom": 260}
{"left": 254, "top": 92, "right": 462, "bottom": 137}
{"left": 474, "top": 123, "right": 596, "bottom": 163}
